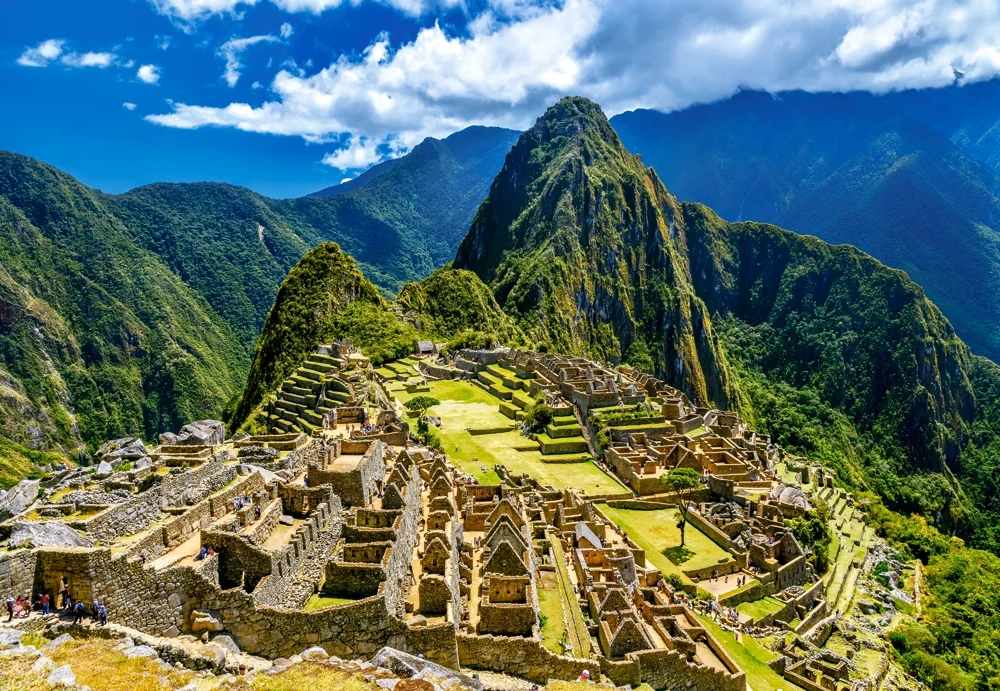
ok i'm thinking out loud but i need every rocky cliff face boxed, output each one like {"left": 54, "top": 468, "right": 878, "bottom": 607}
{"left": 455, "top": 97, "right": 734, "bottom": 406}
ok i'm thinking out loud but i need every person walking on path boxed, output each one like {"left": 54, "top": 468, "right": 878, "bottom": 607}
{"left": 72, "top": 600, "right": 84, "bottom": 625}
{"left": 98, "top": 603, "right": 107, "bottom": 626}
{"left": 5, "top": 596, "right": 13, "bottom": 623}
{"left": 40, "top": 592, "right": 50, "bottom": 615}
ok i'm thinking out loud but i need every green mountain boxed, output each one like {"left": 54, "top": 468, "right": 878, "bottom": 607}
{"left": 610, "top": 90, "right": 1000, "bottom": 364}
{"left": 231, "top": 243, "right": 522, "bottom": 431}
{"left": 454, "top": 97, "right": 735, "bottom": 407}
{"left": 0, "top": 152, "right": 245, "bottom": 468}
{"left": 0, "top": 126, "right": 518, "bottom": 468}
{"left": 454, "top": 97, "right": 991, "bottom": 538}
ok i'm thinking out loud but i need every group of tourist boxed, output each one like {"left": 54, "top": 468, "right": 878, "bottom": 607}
{"left": 4, "top": 586, "right": 106, "bottom": 626}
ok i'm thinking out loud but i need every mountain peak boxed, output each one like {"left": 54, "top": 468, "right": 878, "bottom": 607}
{"left": 454, "top": 98, "right": 732, "bottom": 407}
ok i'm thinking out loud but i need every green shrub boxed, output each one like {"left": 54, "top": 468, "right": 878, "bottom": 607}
{"left": 523, "top": 403, "right": 555, "bottom": 433}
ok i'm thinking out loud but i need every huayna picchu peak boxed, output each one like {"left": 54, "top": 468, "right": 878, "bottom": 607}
{"left": 4, "top": 88, "right": 1000, "bottom": 691}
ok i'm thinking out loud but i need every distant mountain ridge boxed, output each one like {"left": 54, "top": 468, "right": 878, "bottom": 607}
{"left": 611, "top": 88, "right": 1000, "bottom": 363}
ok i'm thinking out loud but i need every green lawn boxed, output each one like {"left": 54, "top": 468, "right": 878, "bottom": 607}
{"left": 598, "top": 505, "right": 734, "bottom": 580}
{"left": 537, "top": 584, "right": 567, "bottom": 654}
{"left": 394, "top": 380, "right": 627, "bottom": 493}
{"left": 697, "top": 613, "right": 805, "bottom": 691}
{"left": 304, "top": 593, "right": 359, "bottom": 611}
{"left": 736, "top": 596, "right": 786, "bottom": 623}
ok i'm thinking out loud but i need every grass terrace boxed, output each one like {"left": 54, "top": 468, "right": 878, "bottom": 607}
{"left": 697, "top": 613, "right": 805, "bottom": 691}
{"left": 735, "top": 596, "right": 786, "bottom": 623}
{"left": 395, "top": 379, "right": 628, "bottom": 494}
{"left": 597, "top": 504, "right": 734, "bottom": 582}
{"left": 304, "top": 593, "right": 361, "bottom": 611}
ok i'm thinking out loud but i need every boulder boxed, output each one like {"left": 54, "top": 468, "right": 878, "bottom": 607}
{"left": 11, "top": 522, "right": 93, "bottom": 549}
{"left": 191, "top": 610, "right": 224, "bottom": 633}
{"left": 43, "top": 634, "right": 75, "bottom": 652}
{"left": 32, "top": 656, "right": 57, "bottom": 673}
{"left": 210, "top": 634, "right": 241, "bottom": 655}
{"left": 135, "top": 457, "right": 153, "bottom": 470}
{"left": 97, "top": 437, "right": 148, "bottom": 461}
{"left": 123, "top": 645, "right": 159, "bottom": 659}
{"left": 300, "top": 646, "right": 330, "bottom": 661}
{"left": 48, "top": 664, "right": 77, "bottom": 687}
{"left": 0, "top": 479, "right": 40, "bottom": 520}
{"left": 369, "top": 648, "right": 483, "bottom": 691}
{"left": 0, "top": 628, "right": 24, "bottom": 649}
{"left": 279, "top": 515, "right": 295, "bottom": 526}
{"left": 160, "top": 420, "right": 225, "bottom": 447}
{"left": 95, "top": 461, "right": 114, "bottom": 477}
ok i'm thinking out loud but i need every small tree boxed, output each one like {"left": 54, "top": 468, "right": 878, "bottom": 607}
{"left": 663, "top": 467, "right": 700, "bottom": 547}
{"left": 404, "top": 395, "right": 440, "bottom": 418}
{"left": 523, "top": 403, "right": 554, "bottom": 433}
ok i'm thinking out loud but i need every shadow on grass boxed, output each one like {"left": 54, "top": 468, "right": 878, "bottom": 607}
{"left": 663, "top": 545, "right": 695, "bottom": 565}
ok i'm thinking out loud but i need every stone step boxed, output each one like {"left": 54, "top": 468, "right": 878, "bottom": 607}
{"left": 276, "top": 399, "right": 304, "bottom": 415}
{"left": 284, "top": 392, "right": 309, "bottom": 406}
{"left": 290, "top": 374, "right": 322, "bottom": 391}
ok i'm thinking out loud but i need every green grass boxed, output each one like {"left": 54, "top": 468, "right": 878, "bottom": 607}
{"left": 598, "top": 504, "right": 734, "bottom": 579}
{"left": 0, "top": 436, "right": 65, "bottom": 489}
{"left": 537, "top": 584, "right": 568, "bottom": 654}
{"left": 548, "top": 534, "right": 592, "bottom": 658}
{"left": 697, "top": 613, "right": 805, "bottom": 691}
{"left": 303, "top": 593, "right": 359, "bottom": 611}
{"left": 735, "top": 596, "right": 786, "bottom": 622}
{"left": 396, "top": 380, "right": 626, "bottom": 493}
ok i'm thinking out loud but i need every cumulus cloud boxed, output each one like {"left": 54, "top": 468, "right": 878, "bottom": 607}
{"left": 279, "top": 22, "right": 293, "bottom": 38}
{"left": 137, "top": 64, "right": 161, "bottom": 83}
{"left": 147, "top": 0, "right": 1000, "bottom": 171}
{"left": 18, "top": 39, "right": 117, "bottom": 69}
{"left": 218, "top": 34, "right": 281, "bottom": 87}
{"left": 123, "top": 102, "right": 138, "bottom": 110}
{"left": 61, "top": 51, "right": 115, "bottom": 68}
{"left": 17, "top": 39, "right": 66, "bottom": 67}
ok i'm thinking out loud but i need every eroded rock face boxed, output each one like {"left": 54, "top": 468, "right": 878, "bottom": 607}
{"left": 191, "top": 610, "right": 224, "bottom": 633}
{"left": 159, "top": 420, "right": 225, "bottom": 447}
{"left": 0, "top": 479, "right": 40, "bottom": 520}
{"left": 10, "top": 522, "right": 93, "bottom": 548}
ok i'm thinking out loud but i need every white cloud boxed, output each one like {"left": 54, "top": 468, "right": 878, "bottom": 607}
{"left": 157, "top": 34, "right": 172, "bottom": 50}
{"left": 18, "top": 40, "right": 117, "bottom": 69}
{"left": 137, "top": 64, "right": 161, "bottom": 84}
{"left": 61, "top": 51, "right": 115, "bottom": 68}
{"left": 17, "top": 39, "right": 66, "bottom": 67}
{"left": 218, "top": 34, "right": 280, "bottom": 87}
{"left": 147, "top": 0, "right": 1000, "bottom": 171}
{"left": 340, "top": 177, "right": 353, "bottom": 183}
{"left": 252, "top": 80, "right": 263, "bottom": 89}
{"left": 280, "top": 22, "right": 293, "bottom": 39}
{"left": 123, "top": 102, "right": 138, "bottom": 110}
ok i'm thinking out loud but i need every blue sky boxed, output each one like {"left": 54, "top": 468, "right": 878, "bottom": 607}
{"left": 4, "top": 0, "right": 1000, "bottom": 198}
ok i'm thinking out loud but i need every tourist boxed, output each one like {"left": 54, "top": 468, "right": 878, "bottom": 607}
{"left": 5, "top": 595, "right": 13, "bottom": 622}
{"left": 40, "top": 592, "right": 50, "bottom": 615}
{"left": 72, "top": 600, "right": 84, "bottom": 625}
{"left": 98, "top": 603, "right": 107, "bottom": 626}
{"left": 579, "top": 669, "right": 590, "bottom": 682}
{"left": 254, "top": 504, "right": 262, "bottom": 520}
{"left": 208, "top": 547, "right": 216, "bottom": 557}
{"left": 196, "top": 546, "right": 209, "bottom": 561}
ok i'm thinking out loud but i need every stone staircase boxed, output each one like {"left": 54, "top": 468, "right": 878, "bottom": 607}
{"left": 266, "top": 352, "right": 357, "bottom": 434}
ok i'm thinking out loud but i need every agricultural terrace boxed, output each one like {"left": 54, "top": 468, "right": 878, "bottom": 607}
{"left": 391, "top": 378, "right": 628, "bottom": 495}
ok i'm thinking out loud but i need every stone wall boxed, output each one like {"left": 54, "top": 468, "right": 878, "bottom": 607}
{"left": 0, "top": 549, "right": 37, "bottom": 599}
{"left": 308, "top": 441, "right": 387, "bottom": 507}
{"left": 627, "top": 648, "right": 745, "bottom": 691}
{"left": 245, "top": 499, "right": 284, "bottom": 547}
{"left": 456, "top": 633, "right": 589, "bottom": 684}
{"left": 86, "top": 451, "right": 237, "bottom": 544}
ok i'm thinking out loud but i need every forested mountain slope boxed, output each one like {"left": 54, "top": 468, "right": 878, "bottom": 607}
{"left": 611, "top": 90, "right": 1000, "bottom": 364}
{"left": 0, "top": 126, "right": 519, "bottom": 469}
